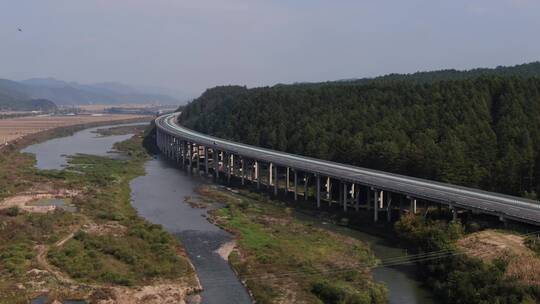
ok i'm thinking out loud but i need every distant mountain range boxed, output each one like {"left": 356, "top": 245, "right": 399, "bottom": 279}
{"left": 0, "top": 77, "right": 188, "bottom": 111}
{"left": 278, "top": 61, "right": 540, "bottom": 87}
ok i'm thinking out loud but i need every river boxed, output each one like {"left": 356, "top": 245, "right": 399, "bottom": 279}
{"left": 23, "top": 122, "right": 434, "bottom": 304}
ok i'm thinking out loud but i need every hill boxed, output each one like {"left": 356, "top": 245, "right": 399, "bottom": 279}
{"left": 282, "top": 61, "right": 540, "bottom": 87}
{"left": 0, "top": 77, "right": 184, "bottom": 106}
{"left": 0, "top": 98, "right": 57, "bottom": 112}
{"left": 179, "top": 63, "right": 540, "bottom": 199}
{"left": 0, "top": 79, "right": 57, "bottom": 112}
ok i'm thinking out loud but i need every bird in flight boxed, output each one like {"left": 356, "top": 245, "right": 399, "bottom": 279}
{"left": 18, "top": 28, "right": 22, "bottom": 32}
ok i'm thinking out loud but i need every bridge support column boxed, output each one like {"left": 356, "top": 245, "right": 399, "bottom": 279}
{"left": 294, "top": 170, "right": 298, "bottom": 201}
{"left": 343, "top": 182, "right": 348, "bottom": 211}
{"left": 355, "top": 185, "right": 360, "bottom": 211}
{"left": 181, "top": 141, "right": 186, "bottom": 169}
{"left": 273, "top": 165, "right": 278, "bottom": 196}
{"left": 255, "top": 161, "right": 260, "bottom": 190}
{"left": 176, "top": 140, "right": 181, "bottom": 165}
{"left": 269, "top": 163, "right": 273, "bottom": 188}
{"left": 304, "top": 174, "right": 309, "bottom": 201}
{"left": 373, "top": 189, "right": 379, "bottom": 222}
{"left": 213, "top": 149, "right": 219, "bottom": 180}
{"left": 241, "top": 158, "right": 245, "bottom": 185}
{"left": 227, "top": 154, "right": 233, "bottom": 184}
{"left": 450, "top": 204, "right": 457, "bottom": 221}
{"left": 326, "top": 177, "right": 331, "bottom": 205}
{"left": 204, "top": 147, "right": 209, "bottom": 175}
{"left": 286, "top": 168, "right": 290, "bottom": 193}
{"left": 188, "top": 142, "right": 193, "bottom": 175}
{"left": 366, "top": 187, "right": 371, "bottom": 210}
{"left": 387, "top": 196, "right": 392, "bottom": 222}
{"left": 316, "top": 174, "right": 321, "bottom": 208}
{"left": 196, "top": 145, "right": 200, "bottom": 175}
{"left": 499, "top": 216, "right": 507, "bottom": 227}
{"left": 410, "top": 198, "right": 417, "bottom": 214}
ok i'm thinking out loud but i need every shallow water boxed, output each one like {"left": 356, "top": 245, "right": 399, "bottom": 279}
{"left": 28, "top": 198, "right": 77, "bottom": 212}
{"left": 295, "top": 215, "right": 434, "bottom": 304}
{"left": 130, "top": 157, "right": 252, "bottom": 304}
{"left": 22, "top": 123, "right": 143, "bottom": 170}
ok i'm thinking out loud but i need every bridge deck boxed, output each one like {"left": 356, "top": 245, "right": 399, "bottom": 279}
{"left": 156, "top": 113, "right": 540, "bottom": 225}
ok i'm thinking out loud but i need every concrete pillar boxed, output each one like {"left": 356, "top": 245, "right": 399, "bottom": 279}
{"left": 326, "top": 177, "right": 331, "bottom": 204}
{"left": 213, "top": 149, "right": 219, "bottom": 180}
{"left": 255, "top": 161, "right": 260, "bottom": 190}
{"left": 410, "top": 198, "right": 417, "bottom": 214}
{"left": 294, "top": 170, "right": 298, "bottom": 201}
{"left": 374, "top": 190, "right": 379, "bottom": 222}
{"left": 204, "top": 147, "right": 209, "bottom": 175}
{"left": 304, "top": 174, "right": 309, "bottom": 201}
{"left": 226, "top": 153, "right": 231, "bottom": 184}
{"left": 273, "top": 165, "right": 278, "bottom": 196}
{"left": 316, "top": 174, "right": 321, "bottom": 208}
{"left": 241, "top": 158, "right": 245, "bottom": 185}
{"left": 355, "top": 185, "right": 360, "bottom": 211}
{"left": 343, "top": 182, "right": 348, "bottom": 211}
{"left": 286, "top": 168, "right": 290, "bottom": 192}
{"left": 196, "top": 145, "right": 200, "bottom": 175}
{"left": 188, "top": 142, "right": 193, "bottom": 174}
{"left": 182, "top": 141, "right": 186, "bottom": 168}
{"left": 230, "top": 154, "right": 234, "bottom": 177}
{"left": 269, "top": 163, "right": 273, "bottom": 187}
{"left": 366, "top": 187, "right": 371, "bottom": 210}
{"left": 379, "top": 191, "right": 384, "bottom": 209}
{"left": 387, "top": 196, "right": 392, "bottom": 222}
{"left": 499, "top": 215, "right": 507, "bottom": 227}
{"left": 450, "top": 205, "right": 457, "bottom": 221}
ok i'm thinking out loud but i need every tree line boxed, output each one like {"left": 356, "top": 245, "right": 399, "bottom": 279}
{"left": 179, "top": 73, "right": 540, "bottom": 199}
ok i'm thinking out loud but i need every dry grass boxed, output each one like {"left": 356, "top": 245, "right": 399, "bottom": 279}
{"left": 0, "top": 114, "right": 150, "bottom": 146}
{"left": 78, "top": 104, "right": 158, "bottom": 112}
{"left": 458, "top": 230, "right": 540, "bottom": 287}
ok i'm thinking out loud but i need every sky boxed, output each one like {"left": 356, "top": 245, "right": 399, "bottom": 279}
{"left": 1, "top": 0, "right": 540, "bottom": 98}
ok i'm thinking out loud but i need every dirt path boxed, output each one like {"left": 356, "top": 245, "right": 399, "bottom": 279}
{"left": 35, "top": 225, "right": 82, "bottom": 285}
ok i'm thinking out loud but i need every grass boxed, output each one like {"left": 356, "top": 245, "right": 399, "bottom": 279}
{"left": 0, "top": 125, "right": 198, "bottom": 303}
{"left": 198, "top": 186, "right": 387, "bottom": 304}
{"left": 525, "top": 235, "right": 540, "bottom": 257}
{"left": 45, "top": 132, "right": 195, "bottom": 286}
{"left": 94, "top": 125, "right": 147, "bottom": 136}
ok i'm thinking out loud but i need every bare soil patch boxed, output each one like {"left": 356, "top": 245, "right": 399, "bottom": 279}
{"left": 215, "top": 241, "right": 236, "bottom": 261}
{"left": 82, "top": 221, "right": 127, "bottom": 237}
{"left": 458, "top": 230, "right": 540, "bottom": 287}
{"left": 0, "top": 189, "right": 79, "bottom": 213}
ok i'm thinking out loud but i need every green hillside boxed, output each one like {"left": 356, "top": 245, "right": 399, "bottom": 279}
{"left": 179, "top": 63, "right": 540, "bottom": 199}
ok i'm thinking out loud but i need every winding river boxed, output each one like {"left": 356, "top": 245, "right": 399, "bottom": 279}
{"left": 23, "top": 122, "right": 434, "bottom": 304}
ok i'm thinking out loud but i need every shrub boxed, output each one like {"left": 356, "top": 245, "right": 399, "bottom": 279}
{"left": 6, "top": 207, "right": 20, "bottom": 217}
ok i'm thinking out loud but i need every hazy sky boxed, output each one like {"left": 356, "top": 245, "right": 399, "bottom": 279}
{"left": 1, "top": 0, "right": 539, "bottom": 97}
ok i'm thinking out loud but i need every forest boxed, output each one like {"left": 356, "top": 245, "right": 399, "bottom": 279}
{"left": 179, "top": 63, "right": 540, "bottom": 199}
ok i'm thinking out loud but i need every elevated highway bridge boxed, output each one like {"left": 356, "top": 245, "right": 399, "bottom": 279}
{"left": 156, "top": 113, "right": 540, "bottom": 226}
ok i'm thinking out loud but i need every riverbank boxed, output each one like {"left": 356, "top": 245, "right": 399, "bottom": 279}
{"left": 0, "top": 114, "right": 151, "bottom": 150}
{"left": 0, "top": 117, "right": 151, "bottom": 200}
{"left": 190, "top": 176, "right": 540, "bottom": 304}
{"left": 394, "top": 214, "right": 540, "bottom": 303}
{"left": 194, "top": 185, "right": 387, "bottom": 304}
{"left": 0, "top": 124, "right": 201, "bottom": 303}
